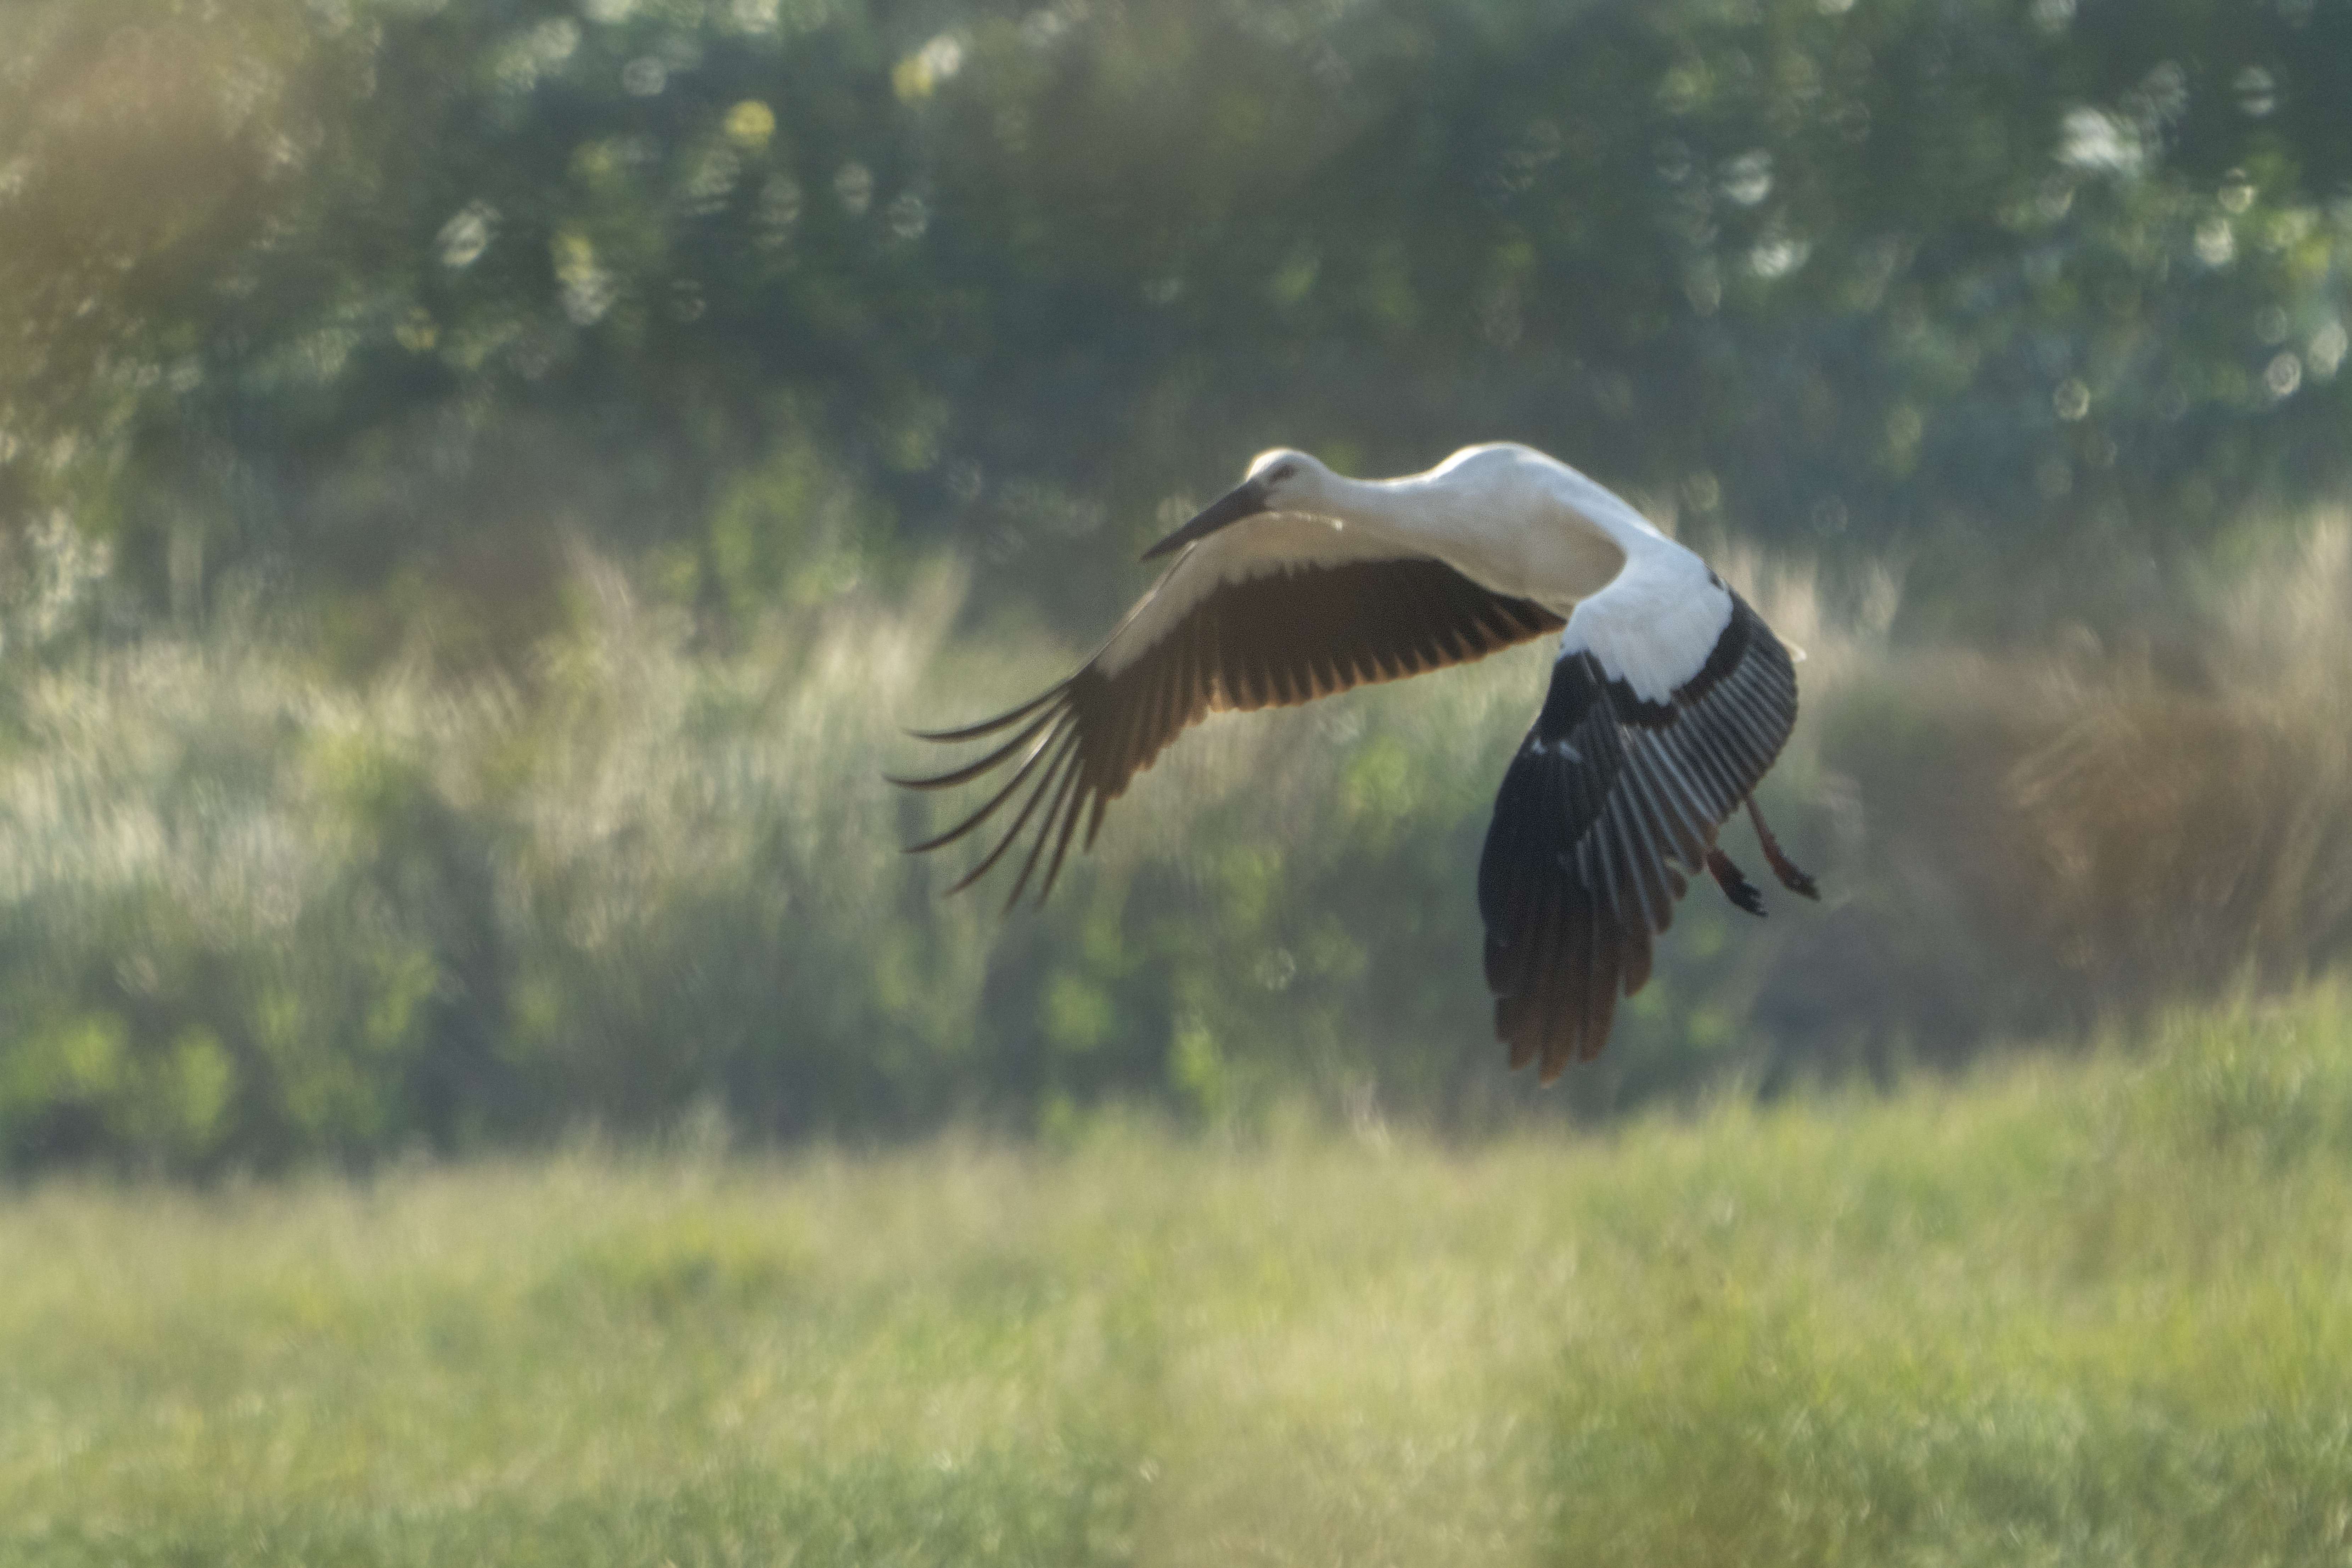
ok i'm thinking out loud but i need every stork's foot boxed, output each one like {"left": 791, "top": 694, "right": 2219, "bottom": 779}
{"left": 1765, "top": 848, "right": 1818, "bottom": 900}
{"left": 1706, "top": 847, "right": 1766, "bottom": 917}
{"left": 1745, "top": 796, "right": 1820, "bottom": 900}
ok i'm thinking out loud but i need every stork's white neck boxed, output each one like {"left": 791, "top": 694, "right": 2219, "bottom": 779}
{"left": 1278, "top": 444, "right": 1668, "bottom": 610}
{"left": 1289, "top": 469, "right": 1427, "bottom": 542}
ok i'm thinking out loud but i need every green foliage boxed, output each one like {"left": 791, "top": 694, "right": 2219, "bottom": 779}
{"left": 0, "top": 635, "right": 507, "bottom": 1170}
{"left": 5, "top": 518, "right": 2352, "bottom": 1170}
{"left": 703, "top": 425, "right": 893, "bottom": 613}
{"left": 8, "top": 0, "right": 2352, "bottom": 1168}
{"left": 2135, "top": 984, "right": 2352, "bottom": 1168}
{"left": 6, "top": 0, "right": 2351, "bottom": 639}
{"left": 7, "top": 988, "right": 2352, "bottom": 1562}
{"left": 498, "top": 562, "right": 997, "bottom": 1139}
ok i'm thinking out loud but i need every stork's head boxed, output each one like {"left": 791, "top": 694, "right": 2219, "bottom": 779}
{"left": 1243, "top": 447, "right": 1332, "bottom": 508}
{"left": 1142, "top": 448, "right": 1334, "bottom": 561}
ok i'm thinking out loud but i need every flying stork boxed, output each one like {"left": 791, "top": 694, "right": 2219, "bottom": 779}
{"left": 893, "top": 444, "right": 1817, "bottom": 1078}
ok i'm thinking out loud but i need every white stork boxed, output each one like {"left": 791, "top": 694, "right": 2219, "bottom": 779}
{"left": 893, "top": 444, "right": 1817, "bottom": 1078}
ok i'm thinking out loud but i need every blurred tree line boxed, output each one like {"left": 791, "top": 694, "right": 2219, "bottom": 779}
{"left": 8, "top": 0, "right": 2349, "bottom": 642}
{"left": 1, "top": 0, "right": 2350, "bottom": 1171}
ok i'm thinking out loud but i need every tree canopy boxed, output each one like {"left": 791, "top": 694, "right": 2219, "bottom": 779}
{"left": 7, "top": 0, "right": 2348, "bottom": 645}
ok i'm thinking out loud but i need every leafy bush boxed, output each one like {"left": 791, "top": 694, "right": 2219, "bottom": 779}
{"left": 0, "top": 638, "right": 505, "bottom": 1169}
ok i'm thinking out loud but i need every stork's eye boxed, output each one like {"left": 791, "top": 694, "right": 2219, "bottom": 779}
{"left": 1269, "top": 462, "right": 1297, "bottom": 482}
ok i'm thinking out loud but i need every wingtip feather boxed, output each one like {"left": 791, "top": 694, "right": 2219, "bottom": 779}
{"left": 904, "top": 684, "right": 1067, "bottom": 744}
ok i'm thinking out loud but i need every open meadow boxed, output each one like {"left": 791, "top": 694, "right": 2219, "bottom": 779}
{"left": 7, "top": 989, "right": 2352, "bottom": 1567}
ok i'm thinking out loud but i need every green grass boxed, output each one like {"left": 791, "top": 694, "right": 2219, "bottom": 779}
{"left": 7, "top": 990, "right": 2352, "bottom": 1567}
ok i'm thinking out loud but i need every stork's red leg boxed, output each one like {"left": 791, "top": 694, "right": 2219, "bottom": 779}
{"left": 1745, "top": 797, "right": 1818, "bottom": 899}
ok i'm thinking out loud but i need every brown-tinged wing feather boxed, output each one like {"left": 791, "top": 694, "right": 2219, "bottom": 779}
{"left": 895, "top": 533, "right": 1563, "bottom": 906}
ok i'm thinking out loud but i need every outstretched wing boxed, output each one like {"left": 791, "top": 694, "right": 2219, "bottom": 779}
{"left": 1478, "top": 583, "right": 1798, "bottom": 1078}
{"left": 896, "top": 514, "right": 1564, "bottom": 905}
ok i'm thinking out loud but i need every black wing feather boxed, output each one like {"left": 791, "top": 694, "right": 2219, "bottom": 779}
{"left": 1478, "top": 591, "right": 1799, "bottom": 1077}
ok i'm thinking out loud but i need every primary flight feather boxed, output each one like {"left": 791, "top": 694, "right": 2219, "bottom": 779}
{"left": 893, "top": 443, "right": 1817, "bottom": 1078}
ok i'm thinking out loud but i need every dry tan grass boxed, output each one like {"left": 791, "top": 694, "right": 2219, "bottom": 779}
{"left": 2006, "top": 516, "right": 2352, "bottom": 1003}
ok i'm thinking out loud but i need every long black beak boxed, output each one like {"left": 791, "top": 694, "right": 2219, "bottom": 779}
{"left": 1140, "top": 477, "right": 1271, "bottom": 561}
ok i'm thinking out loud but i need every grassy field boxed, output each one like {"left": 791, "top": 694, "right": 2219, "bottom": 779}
{"left": 7, "top": 991, "right": 2352, "bottom": 1567}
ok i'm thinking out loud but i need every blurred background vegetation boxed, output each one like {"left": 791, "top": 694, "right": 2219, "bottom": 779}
{"left": 2, "top": 0, "right": 2350, "bottom": 1173}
